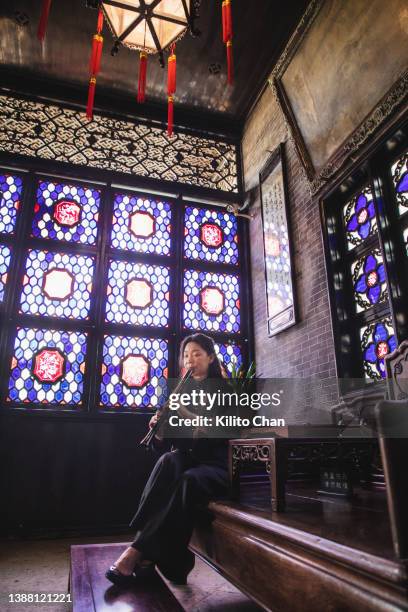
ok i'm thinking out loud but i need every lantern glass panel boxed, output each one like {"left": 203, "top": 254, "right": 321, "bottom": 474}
{"left": 103, "top": 0, "right": 189, "bottom": 53}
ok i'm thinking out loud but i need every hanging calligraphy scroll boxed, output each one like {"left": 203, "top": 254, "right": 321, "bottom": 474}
{"left": 259, "top": 144, "right": 297, "bottom": 336}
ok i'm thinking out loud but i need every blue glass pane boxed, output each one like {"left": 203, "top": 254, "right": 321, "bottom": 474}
{"left": 360, "top": 318, "right": 396, "bottom": 381}
{"left": 32, "top": 179, "right": 100, "bottom": 244}
{"left": 183, "top": 269, "right": 240, "bottom": 333}
{"left": 0, "top": 173, "right": 23, "bottom": 234}
{"left": 7, "top": 327, "right": 87, "bottom": 405}
{"left": 343, "top": 187, "right": 377, "bottom": 250}
{"left": 214, "top": 342, "right": 243, "bottom": 374}
{"left": 351, "top": 249, "right": 388, "bottom": 313}
{"left": 100, "top": 335, "right": 168, "bottom": 409}
{"left": 105, "top": 260, "right": 170, "bottom": 326}
{"left": 19, "top": 250, "right": 94, "bottom": 319}
{"left": 111, "top": 193, "right": 171, "bottom": 255}
{"left": 0, "top": 244, "right": 11, "bottom": 302}
{"left": 184, "top": 206, "right": 239, "bottom": 265}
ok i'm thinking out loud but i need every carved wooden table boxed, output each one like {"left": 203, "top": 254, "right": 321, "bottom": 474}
{"left": 229, "top": 429, "right": 376, "bottom": 513}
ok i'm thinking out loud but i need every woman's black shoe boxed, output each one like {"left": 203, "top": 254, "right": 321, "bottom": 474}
{"left": 105, "top": 563, "right": 155, "bottom": 588}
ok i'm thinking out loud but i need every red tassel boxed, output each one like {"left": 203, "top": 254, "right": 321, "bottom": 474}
{"left": 37, "top": 0, "right": 52, "bottom": 42}
{"left": 222, "top": 0, "right": 233, "bottom": 85}
{"left": 167, "top": 45, "right": 176, "bottom": 95}
{"left": 137, "top": 52, "right": 147, "bottom": 103}
{"left": 89, "top": 34, "right": 104, "bottom": 76}
{"left": 167, "top": 95, "right": 174, "bottom": 136}
{"left": 222, "top": 0, "right": 232, "bottom": 43}
{"left": 96, "top": 9, "right": 104, "bottom": 34}
{"left": 222, "top": 1, "right": 227, "bottom": 42}
{"left": 89, "top": 10, "right": 104, "bottom": 75}
{"left": 227, "top": 40, "right": 233, "bottom": 85}
{"left": 86, "top": 77, "right": 97, "bottom": 120}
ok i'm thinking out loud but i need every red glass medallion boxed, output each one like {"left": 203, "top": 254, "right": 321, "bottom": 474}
{"left": 33, "top": 348, "right": 65, "bottom": 383}
{"left": 53, "top": 200, "right": 81, "bottom": 227}
{"left": 200, "top": 287, "right": 224, "bottom": 315}
{"left": 121, "top": 354, "right": 150, "bottom": 388}
{"left": 200, "top": 223, "right": 223, "bottom": 248}
{"left": 125, "top": 279, "right": 152, "bottom": 308}
{"left": 129, "top": 211, "right": 155, "bottom": 238}
{"left": 357, "top": 208, "right": 368, "bottom": 224}
{"left": 367, "top": 271, "right": 378, "bottom": 287}
{"left": 376, "top": 341, "right": 389, "bottom": 359}
{"left": 42, "top": 268, "right": 74, "bottom": 301}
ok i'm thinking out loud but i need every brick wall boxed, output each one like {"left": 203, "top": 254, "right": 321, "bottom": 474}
{"left": 242, "top": 85, "right": 338, "bottom": 419}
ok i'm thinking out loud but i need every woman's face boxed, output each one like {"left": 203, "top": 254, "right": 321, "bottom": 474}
{"left": 183, "top": 341, "right": 215, "bottom": 380}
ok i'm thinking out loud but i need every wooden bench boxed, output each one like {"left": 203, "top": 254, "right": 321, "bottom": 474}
{"left": 189, "top": 419, "right": 408, "bottom": 611}
{"left": 191, "top": 491, "right": 408, "bottom": 612}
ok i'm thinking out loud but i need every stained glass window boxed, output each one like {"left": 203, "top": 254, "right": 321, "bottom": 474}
{"left": 184, "top": 206, "right": 238, "bottom": 265}
{"left": 0, "top": 168, "right": 246, "bottom": 412}
{"left": 32, "top": 180, "right": 100, "bottom": 244}
{"left": 360, "top": 318, "right": 396, "bottom": 381}
{"left": 105, "top": 260, "right": 170, "bottom": 326}
{"left": 111, "top": 193, "right": 172, "bottom": 255}
{"left": 8, "top": 328, "right": 87, "bottom": 404}
{"left": 351, "top": 249, "right": 388, "bottom": 313}
{"left": 0, "top": 173, "right": 23, "bottom": 234}
{"left": 183, "top": 269, "right": 240, "bottom": 333}
{"left": 343, "top": 187, "right": 377, "bottom": 250}
{"left": 19, "top": 250, "right": 94, "bottom": 319}
{"left": 391, "top": 151, "right": 408, "bottom": 215}
{"left": 100, "top": 335, "right": 168, "bottom": 408}
{"left": 321, "top": 129, "right": 408, "bottom": 385}
{"left": 0, "top": 245, "right": 11, "bottom": 302}
{"left": 214, "top": 342, "right": 243, "bottom": 373}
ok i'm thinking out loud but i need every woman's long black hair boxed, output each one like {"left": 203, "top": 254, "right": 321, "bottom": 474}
{"left": 179, "top": 333, "right": 224, "bottom": 379}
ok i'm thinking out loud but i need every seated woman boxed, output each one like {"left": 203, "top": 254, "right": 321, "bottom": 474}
{"left": 106, "top": 333, "right": 232, "bottom": 586}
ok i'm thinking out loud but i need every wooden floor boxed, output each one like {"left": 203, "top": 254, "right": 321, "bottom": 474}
{"left": 70, "top": 543, "right": 184, "bottom": 612}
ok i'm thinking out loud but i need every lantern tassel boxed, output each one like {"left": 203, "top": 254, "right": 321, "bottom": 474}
{"left": 90, "top": 34, "right": 104, "bottom": 76}
{"left": 86, "top": 10, "right": 104, "bottom": 121}
{"left": 167, "top": 44, "right": 176, "bottom": 135}
{"left": 37, "top": 0, "right": 52, "bottom": 42}
{"left": 86, "top": 77, "right": 97, "bottom": 121}
{"left": 167, "top": 96, "right": 174, "bottom": 136}
{"left": 222, "top": 0, "right": 232, "bottom": 43}
{"left": 167, "top": 47, "right": 176, "bottom": 95}
{"left": 97, "top": 8, "right": 104, "bottom": 34}
{"left": 227, "top": 40, "right": 233, "bottom": 85}
{"left": 137, "top": 52, "right": 147, "bottom": 103}
{"left": 222, "top": 0, "right": 233, "bottom": 85}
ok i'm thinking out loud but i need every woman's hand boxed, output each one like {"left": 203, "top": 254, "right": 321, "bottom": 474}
{"left": 148, "top": 412, "right": 159, "bottom": 429}
{"left": 149, "top": 412, "right": 164, "bottom": 441}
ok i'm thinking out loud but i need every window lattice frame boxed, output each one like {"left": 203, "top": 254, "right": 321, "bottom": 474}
{"left": 0, "top": 159, "right": 249, "bottom": 415}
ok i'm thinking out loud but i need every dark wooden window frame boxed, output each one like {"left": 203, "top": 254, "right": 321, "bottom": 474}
{"left": 320, "top": 116, "right": 408, "bottom": 397}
